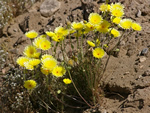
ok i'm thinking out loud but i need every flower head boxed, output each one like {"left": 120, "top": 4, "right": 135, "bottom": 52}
{"left": 68, "top": 59, "right": 74, "bottom": 66}
{"left": 42, "top": 58, "right": 57, "bottom": 70}
{"left": 23, "top": 45, "right": 37, "bottom": 58}
{"left": 33, "top": 36, "right": 46, "bottom": 49}
{"left": 52, "top": 66, "right": 66, "bottom": 77}
{"left": 87, "top": 40, "right": 95, "bottom": 47}
{"left": 112, "top": 17, "right": 121, "bottom": 24}
{"left": 63, "top": 78, "right": 72, "bottom": 84}
{"left": 120, "top": 19, "right": 132, "bottom": 29}
{"left": 39, "top": 39, "right": 51, "bottom": 50}
{"left": 41, "top": 66, "right": 51, "bottom": 75}
{"left": 110, "top": 3, "right": 124, "bottom": 11}
{"left": 55, "top": 26, "right": 69, "bottom": 36}
{"left": 99, "top": 3, "right": 110, "bottom": 12}
{"left": 96, "top": 39, "right": 100, "bottom": 46}
{"left": 96, "top": 20, "right": 110, "bottom": 33}
{"left": 93, "top": 48, "right": 105, "bottom": 59}
{"left": 111, "top": 8, "right": 124, "bottom": 17}
{"left": 71, "top": 22, "right": 85, "bottom": 30}
{"left": 88, "top": 13, "right": 103, "bottom": 25}
{"left": 25, "top": 30, "right": 38, "bottom": 39}
{"left": 46, "top": 31, "right": 55, "bottom": 37}
{"left": 16, "top": 57, "right": 29, "bottom": 67}
{"left": 41, "top": 54, "right": 53, "bottom": 63}
{"left": 110, "top": 28, "right": 120, "bottom": 37}
{"left": 85, "top": 22, "right": 95, "bottom": 31}
{"left": 24, "top": 61, "right": 34, "bottom": 70}
{"left": 52, "top": 33, "right": 64, "bottom": 42}
{"left": 24, "top": 80, "right": 37, "bottom": 90}
{"left": 131, "top": 22, "right": 142, "bottom": 31}
{"left": 33, "top": 52, "right": 41, "bottom": 59}
{"left": 29, "top": 59, "right": 41, "bottom": 66}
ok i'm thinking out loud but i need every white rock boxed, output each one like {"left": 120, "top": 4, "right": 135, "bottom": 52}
{"left": 40, "top": 0, "right": 61, "bottom": 17}
{"left": 139, "top": 57, "right": 146, "bottom": 63}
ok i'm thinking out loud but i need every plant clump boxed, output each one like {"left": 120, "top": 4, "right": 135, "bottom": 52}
{"left": 2, "top": 1, "right": 142, "bottom": 112}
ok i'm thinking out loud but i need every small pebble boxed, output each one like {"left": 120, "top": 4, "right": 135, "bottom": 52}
{"left": 139, "top": 57, "right": 146, "bottom": 63}
{"left": 140, "top": 48, "right": 148, "bottom": 56}
{"left": 143, "top": 69, "right": 150, "bottom": 76}
{"left": 137, "top": 10, "right": 141, "bottom": 17}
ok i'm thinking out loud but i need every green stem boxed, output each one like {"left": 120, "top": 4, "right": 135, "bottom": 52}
{"left": 67, "top": 69, "right": 93, "bottom": 108}
{"left": 76, "top": 31, "right": 79, "bottom": 52}
{"left": 81, "top": 33, "right": 84, "bottom": 59}
{"left": 61, "top": 41, "right": 65, "bottom": 62}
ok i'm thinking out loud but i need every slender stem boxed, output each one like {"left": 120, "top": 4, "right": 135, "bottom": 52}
{"left": 76, "top": 31, "right": 79, "bottom": 52}
{"left": 67, "top": 69, "right": 94, "bottom": 108}
{"left": 54, "top": 42, "right": 58, "bottom": 57}
{"left": 61, "top": 41, "right": 65, "bottom": 62}
{"left": 110, "top": 31, "right": 125, "bottom": 53}
{"left": 81, "top": 33, "right": 84, "bottom": 59}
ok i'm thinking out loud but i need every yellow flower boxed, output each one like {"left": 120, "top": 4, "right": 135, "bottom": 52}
{"left": 99, "top": 3, "right": 109, "bottom": 12}
{"left": 24, "top": 80, "right": 37, "bottom": 90}
{"left": 96, "top": 39, "right": 100, "bottom": 46}
{"left": 41, "top": 66, "right": 51, "bottom": 75}
{"left": 52, "top": 66, "right": 66, "bottom": 77}
{"left": 103, "top": 44, "right": 108, "bottom": 48}
{"left": 85, "top": 22, "right": 95, "bottom": 31}
{"left": 87, "top": 40, "right": 95, "bottom": 47}
{"left": 33, "top": 36, "right": 46, "bottom": 49}
{"left": 112, "top": 17, "right": 121, "bottom": 24}
{"left": 42, "top": 58, "right": 57, "bottom": 70}
{"left": 23, "top": 45, "right": 37, "bottom": 58}
{"left": 24, "top": 62, "right": 34, "bottom": 70}
{"left": 111, "top": 8, "right": 124, "bottom": 17}
{"left": 39, "top": 34, "right": 47, "bottom": 38}
{"left": 16, "top": 57, "right": 29, "bottom": 67}
{"left": 33, "top": 52, "right": 40, "bottom": 59}
{"left": 88, "top": 13, "right": 103, "bottom": 25}
{"left": 110, "top": 28, "right": 120, "bottom": 37}
{"left": 54, "top": 26, "right": 69, "bottom": 36}
{"left": 107, "top": 4, "right": 111, "bottom": 11}
{"left": 69, "top": 29, "right": 76, "bottom": 34}
{"left": 25, "top": 30, "right": 38, "bottom": 39}
{"left": 39, "top": 39, "right": 51, "bottom": 50}
{"left": 29, "top": 59, "right": 41, "bottom": 66}
{"left": 96, "top": 20, "right": 110, "bottom": 33}
{"left": 46, "top": 31, "right": 55, "bottom": 37}
{"left": 120, "top": 19, "right": 132, "bottom": 29}
{"left": 63, "top": 78, "right": 72, "bottom": 84}
{"left": 52, "top": 33, "right": 64, "bottom": 42}
{"left": 93, "top": 48, "right": 105, "bottom": 59}
{"left": 110, "top": 3, "right": 124, "bottom": 11}
{"left": 68, "top": 59, "right": 74, "bottom": 66}
{"left": 41, "top": 54, "right": 53, "bottom": 63}
{"left": 71, "top": 22, "right": 85, "bottom": 30}
{"left": 131, "top": 22, "right": 142, "bottom": 31}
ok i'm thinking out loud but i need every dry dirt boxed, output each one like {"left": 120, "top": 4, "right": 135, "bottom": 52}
{"left": 0, "top": 0, "right": 150, "bottom": 113}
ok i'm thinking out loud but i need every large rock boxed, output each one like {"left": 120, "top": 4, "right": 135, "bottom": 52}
{"left": 40, "top": 0, "right": 61, "bottom": 17}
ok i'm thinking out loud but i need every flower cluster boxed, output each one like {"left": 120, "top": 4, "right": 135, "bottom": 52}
{"left": 15, "top": 2, "right": 142, "bottom": 110}
{"left": 17, "top": 30, "right": 68, "bottom": 90}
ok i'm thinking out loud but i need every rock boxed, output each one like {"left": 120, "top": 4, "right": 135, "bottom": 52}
{"left": 139, "top": 56, "right": 146, "bottom": 63}
{"left": 40, "top": 0, "right": 61, "bottom": 17}
{"left": 140, "top": 48, "right": 149, "bottom": 56}
{"left": 137, "top": 10, "right": 142, "bottom": 17}
{"left": 125, "top": 87, "right": 150, "bottom": 110}
{"left": 9, "top": 48, "right": 18, "bottom": 54}
{"left": 143, "top": 69, "right": 150, "bottom": 76}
